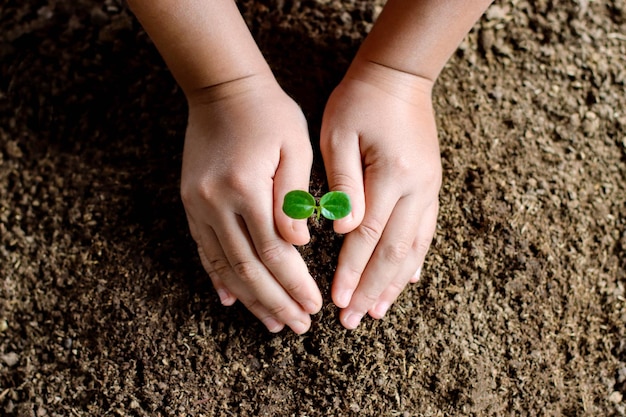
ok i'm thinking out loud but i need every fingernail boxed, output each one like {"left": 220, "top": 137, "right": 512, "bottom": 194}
{"left": 335, "top": 290, "right": 352, "bottom": 308}
{"left": 303, "top": 300, "right": 319, "bottom": 314}
{"left": 333, "top": 213, "right": 354, "bottom": 234}
{"left": 289, "top": 319, "right": 310, "bottom": 335}
{"left": 412, "top": 267, "right": 422, "bottom": 281}
{"left": 373, "top": 301, "right": 391, "bottom": 318}
{"left": 343, "top": 312, "right": 363, "bottom": 330}
{"left": 342, "top": 212, "right": 354, "bottom": 224}
{"left": 263, "top": 318, "right": 284, "bottom": 333}
{"left": 217, "top": 289, "right": 231, "bottom": 305}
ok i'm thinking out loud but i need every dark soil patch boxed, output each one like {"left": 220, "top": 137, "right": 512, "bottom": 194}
{"left": 1, "top": 1, "right": 625, "bottom": 416}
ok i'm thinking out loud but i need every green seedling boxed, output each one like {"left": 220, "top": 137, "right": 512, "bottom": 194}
{"left": 282, "top": 190, "right": 351, "bottom": 221}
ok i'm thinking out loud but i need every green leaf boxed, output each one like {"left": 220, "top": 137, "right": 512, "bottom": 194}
{"left": 282, "top": 190, "right": 316, "bottom": 219}
{"left": 319, "top": 191, "right": 352, "bottom": 220}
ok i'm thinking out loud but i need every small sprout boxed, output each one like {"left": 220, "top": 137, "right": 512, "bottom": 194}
{"left": 319, "top": 191, "right": 352, "bottom": 220}
{"left": 283, "top": 190, "right": 351, "bottom": 221}
{"left": 282, "top": 190, "right": 316, "bottom": 219}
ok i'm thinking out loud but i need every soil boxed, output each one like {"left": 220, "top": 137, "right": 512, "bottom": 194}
{"left": 1, "top": 0, "right": 625, "bottom": 416}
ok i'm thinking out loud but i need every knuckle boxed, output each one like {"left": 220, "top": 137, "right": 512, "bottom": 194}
{"left": 414, "top": 158, "right": 443, "bottom": 190}
{"left": 225, "top": 171, "right": 268, "bottom": 198}
{"left": 359, "top": 290, "right": 381, "bottom": 306}
{"left": 180, "top": 181, "right": 200, "bottom": 207}
{"left": 208, "top": 257, "right": 231, "bottom": 277}
{"left": 321, "top": 130, "right": 343, "bottom": 150}
{"left": 267, "top": 303, "right": 288, "bottom": 318}
{"left": 328, "top": 171, "right": 358, "bottom": 191}
{"left": 232, "top": 260, "right": 261, "bottom": 285}
{"left": 181, "top": 177, "right": 217, "bottom": 208}
{"left": 356, "top": 219, "right": 385, "bottom": 245}
{"left": 339, "top": 262, "right": 365, "bottom": 282}
{"left": 225, "top": 173, "right": 250, "bottom": 195}
{"left": 299, "top": 145, "right": 314, "bottom": 164}
{"left": 387, "top": 277, "right": 408, "bottom": 294}
{"left": 393, "top": 154, "right": 413, "bottom": 176}
{"left": 258, "top": 240, "right": 288, "bottom": 266}
{"left": 422, "top": 166, "right": 443, "bottom": 191}
{"left": 182, "top": 172, "right": 260, "bottom": 209}
{"left": 282, "top": 279, "right": 305, "bottom": 296}
{"left": 414, "top": 233, "right": 435, "bottom": 254}
{"left": 242, "top": 297, "right": 261, "bottom": 313}
{"left": 380, "top": 240, "right": 412, "bottom": 265}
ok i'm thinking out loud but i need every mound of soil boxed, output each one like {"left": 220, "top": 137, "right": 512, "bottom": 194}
{"left": 1, "top": 0, "right": 625, "bottom": 416}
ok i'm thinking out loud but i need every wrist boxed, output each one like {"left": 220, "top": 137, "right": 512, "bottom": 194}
{"left": 341, "top": 57, "right": 435, "bottom": 106}
{"left": 185, "top": 70, "right": 280, "bottom": 109}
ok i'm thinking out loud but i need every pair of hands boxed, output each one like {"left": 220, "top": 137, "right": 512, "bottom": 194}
{"left": 181, "top": 62, "right": 441, "bottom": 334}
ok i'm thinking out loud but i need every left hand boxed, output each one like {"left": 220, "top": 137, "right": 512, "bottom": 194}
{"left": 320, "top": 61, "right": 442, "bottom": 329}
{"left": 181, "top": 76, "right": 322, "bottom": 334}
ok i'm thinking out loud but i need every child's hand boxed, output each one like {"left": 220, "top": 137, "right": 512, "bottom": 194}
{"left": 181, "top": 75, "right": 322, "bottom": 334}
{"left": 320, "top": 61, "right": 442, "bottom": 330}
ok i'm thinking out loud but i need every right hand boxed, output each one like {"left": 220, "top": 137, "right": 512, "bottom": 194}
{"left": 320, "top": 61, "right": 442, "bottom": 329}
{"left": 180, "top": 74, "right": 322, "bottom": 334}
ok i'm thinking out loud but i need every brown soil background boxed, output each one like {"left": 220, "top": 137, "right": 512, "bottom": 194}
{"left": 1, "top": 0, "right": 625, "bottom": 416}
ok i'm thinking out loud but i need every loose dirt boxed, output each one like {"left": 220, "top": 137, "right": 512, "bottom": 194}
{"left": 1, "top": 1, "right": 625, "bottom": 416}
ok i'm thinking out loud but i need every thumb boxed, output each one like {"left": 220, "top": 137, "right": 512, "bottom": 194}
{"left": 273, "top": 146, "right": 313, "bottom": 246}
{"left": 320, "top": 130, "right": 365, "bottom": 234}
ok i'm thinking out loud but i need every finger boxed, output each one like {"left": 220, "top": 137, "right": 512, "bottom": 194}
{"left": 185, "top": 211, "right": 239, "bottom": 306}
{"left": 409, "top": 267, "right": 422, "bottom": 284}
{"left": 195, "top": 228, "right": 238, "bottom": 306}
{"left": 320, "top": 127, "right": 365, "bottom": 234}
{"left": 409, "top": 200, "right": 438, "bottom": 283}
{"left": 368, "top": 245, "right": 420, "bottom": 319}
{"left": 213, "top": 214, "right": 312, "bottom": 334}
{"left": 245, "top": 203, "right": 323, "bottom": 315}
{"left": 368, "top": 201, "right": 438, "bottom": 319}
{"left": 201, "top": 226, "right": 286, "bottom": 332}
{"left": 274, "top": 145, "right": 313, "bottom": 246}
{"left": 330, "top": 172, "right": 401, "bottom": 309}
{"left": 339, "top": 196, "right": 421, "bottom": 329}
